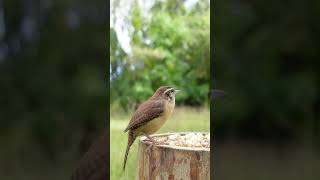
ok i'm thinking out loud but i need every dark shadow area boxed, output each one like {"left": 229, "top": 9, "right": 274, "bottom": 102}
{"left": 0, "top": 0, "right": 108, "bottom": 179}
{"left": 212, "top": 0, "right": 320, "bottom": 179}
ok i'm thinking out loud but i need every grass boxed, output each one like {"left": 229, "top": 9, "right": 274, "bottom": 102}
{"left": 110, "top": 106, "right": 210, "bottom": 180}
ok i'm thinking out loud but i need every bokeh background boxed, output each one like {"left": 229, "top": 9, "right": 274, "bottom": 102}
{"left": 1, "top": 0, "right": 319, "bottom": 179}
{"left": 110, "top": 0, "right": 210, "bottom": 179}
{"left": 213, "top": 0, "right": 320, "bottom": 180}
{"left": 0, "top": 0, "right": 107, "bottom": 179}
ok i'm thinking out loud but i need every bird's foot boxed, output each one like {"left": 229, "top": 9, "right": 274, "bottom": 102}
{"left": 146, "top": 141, "right": 158, "bottom": 156}
{"left": 144, "top": 134, "right": 158, "bottom": 143}
{"left": 143, "top": 136, "right": 157, "bottom": 155}
{"left": 146, "top": 137, "right": 157, "bottom": 144}
{"left": 141, "top": 133, "right": 159, "bottom": 155}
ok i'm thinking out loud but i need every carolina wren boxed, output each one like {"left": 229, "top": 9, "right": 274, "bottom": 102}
{"left": 123, "top": 86, "right": 179, "bottom": 170}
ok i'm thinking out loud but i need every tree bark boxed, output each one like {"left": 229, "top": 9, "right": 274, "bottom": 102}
{"left": 138, "top": 133, "right": 210, "bottom": 180}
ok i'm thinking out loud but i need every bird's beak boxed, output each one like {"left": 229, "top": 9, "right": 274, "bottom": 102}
{"left": 174, "top": 89, "right": 181, "bottom": 93}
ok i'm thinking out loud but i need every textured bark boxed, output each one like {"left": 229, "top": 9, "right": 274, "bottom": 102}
{"left": 138, "top": 133, "right": 210, "bottom": 180}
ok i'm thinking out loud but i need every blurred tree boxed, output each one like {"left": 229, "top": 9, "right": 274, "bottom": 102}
{"left": 213, "top": 0, "right": 320, "bottom": 143}
{"left": 0, "top": 0, "right": 107, "bottom": 159}
{"left": 110, "top": 0, "right": 210, "bottom": 111}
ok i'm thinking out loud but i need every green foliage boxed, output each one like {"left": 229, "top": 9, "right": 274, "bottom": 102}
{"left": 110, "top": 0, "right": 210, "bottom": 111}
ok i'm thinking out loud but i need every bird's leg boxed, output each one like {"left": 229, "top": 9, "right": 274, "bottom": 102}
{"left": 146, "top": 143, "right": 153, "bottom": 156}
{"left": 141, "top": 133, "right": 158, "bottom": 156}
{"left": 144, "top": 134, "right": 157, "bottom": 144}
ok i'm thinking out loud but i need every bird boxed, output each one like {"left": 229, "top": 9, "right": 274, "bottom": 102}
{"left": 123, "top": 86, "right": 179, "bottom": 170}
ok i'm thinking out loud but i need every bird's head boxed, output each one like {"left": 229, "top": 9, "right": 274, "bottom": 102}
{"left": 152, "top": 86, "right": 180, "bottom": 101}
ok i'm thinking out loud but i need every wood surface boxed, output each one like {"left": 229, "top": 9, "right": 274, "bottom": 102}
{"left": 138, "top": 133, "right": 210, "bottom": 180}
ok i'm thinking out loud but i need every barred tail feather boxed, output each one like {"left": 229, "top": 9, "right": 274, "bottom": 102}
{"left": 123, "top": 131, "right": 136, "bottom": 171}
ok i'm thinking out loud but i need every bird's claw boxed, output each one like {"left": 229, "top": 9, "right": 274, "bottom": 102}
{"left": 146, "top": 142, "right": 155, "bottom": 156}
{"left": 145, "top": 140, "right": 159, "bottom": 156}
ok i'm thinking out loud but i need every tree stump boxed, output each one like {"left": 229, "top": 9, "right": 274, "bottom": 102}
{"left": 138, "top": 132, "right": 210, "bottom": 180}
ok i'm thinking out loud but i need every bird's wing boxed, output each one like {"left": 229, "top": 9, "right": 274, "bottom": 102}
{"left": 124, "top": 100, "right": 164, "bottom": 132}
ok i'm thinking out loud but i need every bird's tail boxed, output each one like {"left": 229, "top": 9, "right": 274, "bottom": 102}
{"left": 123, "top": 130, "right": 136, "bottom": 171}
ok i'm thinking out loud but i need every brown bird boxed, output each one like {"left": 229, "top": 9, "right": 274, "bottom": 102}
{"left": 123, "top": 86, "right": 179, "bottom": 170}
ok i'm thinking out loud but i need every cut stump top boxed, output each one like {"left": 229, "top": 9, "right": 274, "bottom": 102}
{"left": 139, "top": 132, "right": 210, "bottom": 152}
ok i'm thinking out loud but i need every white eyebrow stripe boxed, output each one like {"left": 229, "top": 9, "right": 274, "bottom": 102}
{"left": 163, "top": 88, "right": 174, "bottom": 94}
